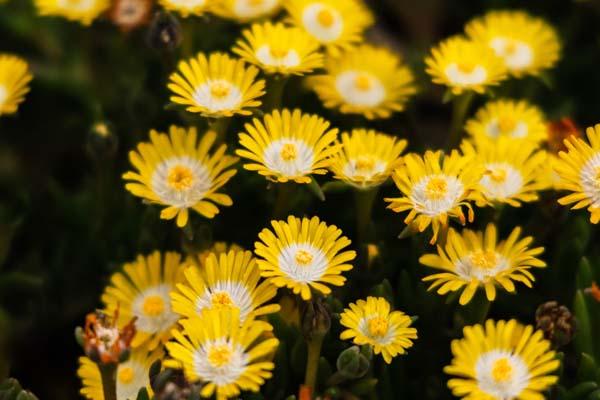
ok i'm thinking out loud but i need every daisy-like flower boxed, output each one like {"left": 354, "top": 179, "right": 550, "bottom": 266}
{"left": 329, "top": 129, "right": 407, "bottom": 189}
{"left": 465, "top": 99, "right": 548, "bottom": 143}
{"left": 460, "top": 137, "right": 547, "bottom": 207}
{"left": 445, "top": 319, "right": 560, "bottom": 399}
{"left": 254, "top": 215, "right": 356, "bottom": 300}
{"left": 171, "top": 250, "right": 280, "bottom": 326}
{"left": 554, "top": 124, "right": 600, "bottom": 223}
{"left": 0, "top": 54, "right": 32, "bottom": 116}
{"left": 384, "top": 150, "right": 484, "bottom": 244}
{"left": 168, "top": 52, "right": 265, "bottom": 118}
{"left": 466, "top": 10, "right": 561, "bottom": 78}
{"left": 101, "top": 251, "right": 184, "bottom": 350}
{"left": 420, "top": 224, "right": 546, "bottom": 305}
{"left": 165, "top": 308, "right": 279, "bottom": 400}
{"left": 339, "top": 297, "right": 417, "bottom": 364}
{"left": 284, "top": 0, "right": 373, "bottom": 53}
{"left": 307, "top": 45, "right": 416, "bottom": 120}
{"left": 232, "top": 22, "right": 323, "bottom": 76}
{"left": 159, "top": 0, "right": 211, "bottom": 17}
{"left": 34, "top": 0, "right": 110, "bottom": 25}
{"left": 425, "top": 36, "right": 507, "bottom": 95}
{"left": 123, "top": 126, "right": 238, "bottom": 228}
{"left": 78, "top": 347, "right": 162, "bottom": 400}
{"left": 211, "top": 0, "right": 281, "bottom": 22}
{"left": 236, "top": 108, "right": 339, "bottom": 184}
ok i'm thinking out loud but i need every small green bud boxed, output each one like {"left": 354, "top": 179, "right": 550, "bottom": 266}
{"left": 336, "top": 346, "right": 370, "bottom": 379}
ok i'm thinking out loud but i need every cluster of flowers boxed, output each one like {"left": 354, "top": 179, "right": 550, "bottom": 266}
{"left": 2, "top": 0, "right": 600, "bottom": 399}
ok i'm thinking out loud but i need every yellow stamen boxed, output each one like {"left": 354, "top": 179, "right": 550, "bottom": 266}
{"left": 280, "top": 143, "right": 298, "bottom": 161}
{"left": 458, "top": 62, "right": 476, "bottom": 74}
{"left": 117, "top": 366, "right": 134, "bottom": 384}
{"left": 367, "top": 316, "right": 389, "bottom": 337}
{"left": 425, "top": 177, "right": 448, "bottom": 200}
{"left": 487, "top": 167, "right": 507, "bottom": 183}
{"left": 498, "top": 116, "right": 516, "bottom": 133}
{"left": 168, "top": 165, "right": 194, "bottom": 191}
{"left": 504, "top": 40, "right": 517, "bottom": 55}
{"left": 210, "top": 81, "right": 231, "bottom": 99}
{"left": 211, "top": 291, "right": 234, "bottom": 308}
{"left": 248, "top": 0, "right": 263, "bottom": 5}
{"left": 270, "top": 46, "right": 288, "bottom": 59}
{"left": 354, "top": 74, "right": 372, "bottom": 91}
{"left": 355, "top": 155, "right": 376, "bottom": 172}
{"left": 208, "top": 345, "right": 233, "bottom": 367}
{"left": 491, "top": 357, "right": 513, "bottom": 383}
{"left": 317, "top": 8, "right": 335, "bottom": 27}
{"left": 295, "top": 250, "right": 313, "bottom": 266}
{"left": 142, "top": 295, "right": 165, "bottom": 317}
{"left": 470, "top": 250, "right": 498, "bottom": 270}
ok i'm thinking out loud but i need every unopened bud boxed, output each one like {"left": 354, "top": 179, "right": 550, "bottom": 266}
{"left": 147, "top": 12, "right": 182, "bottom": 52}
{"left": 535, "top": 301, "right": 577, "bottom": 348}
{"left": 301, "top": 297, "right": 331, "bottom": 340}
{"left": 336, "top": 346, "right": 370, "bottom": 379}
{"left": 87, "top": 121, "right": 118, "bottom": 160}
{"left": 109, "top": 0, "right": 152, "bottom": 32}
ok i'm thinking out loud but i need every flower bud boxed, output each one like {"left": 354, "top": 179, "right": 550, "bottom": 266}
{"left": 147, "top": 12, "right": 182, "bottom": 52}
{"left": 301, "top": 297, "right": 331, "bottom": 340}
{"left": 86, "top": 121, "right": 118, "bottom": 160}
{"left": 336, "top": 346, "right": 370, "bottom": 379}
{"left": 109, "top": 0, "right": 152, "bottom": 32}
{"left": 535, "top": 301, "right": 577, "bottom": 348}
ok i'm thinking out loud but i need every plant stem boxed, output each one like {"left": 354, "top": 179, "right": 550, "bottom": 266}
{"left": 98, "top": 364, "right": 117, "bottom": 400}
{"left": 354, "top": 188, "right": 378, "bottom": 268}
{"left": 446, "top": 92, "right": 474, "bottom": 150}
{"left": 263, "top": 75, "right": 289, "bottom": 112}
{"left": 273, "top": 183, "right": 294, "bottom": 219}
{"left": 207, "top": 117, "right": 231, "bottom": 144}
{"left": 304, "top": 333, "right": 324, "bottom": 392}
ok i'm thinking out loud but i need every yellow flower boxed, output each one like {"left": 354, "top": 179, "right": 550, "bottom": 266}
{"left": 329, "top": 129, "right": 407, "bottom": 189}
{"left": 384, "top": 150, "right": 483, "bottom": 244}
{"left": 554, "top": 124, "right": 600, "bottom": 223}
{"left": 168, "top": 52, "right": 265, "bottom": 118}
{"left": 0, "top": 54, "right": 32, "bottom": 117}
{"left": 34, "top": 0, "right": 109, "bottom": 25}
{"left": 465, "top": 99, "right": 548, "bottom": 143}
{"left": 233, "top": 22, "right": 323, "bottom": 75}
{"left": 540, "top": 153, "right": 563, "bottom": 191}
{"left": 466, "top": 10, "right": 561, "bottom": 77}
{"left": 78, "top": 347, "right": 162, "bottom": 400}
{"left": 158, "top": 0, "right": 211, "bottom": 17}
{"left": 101, "top": 251, "right": 184, "bottom": 350}
{"left": 284, "top": 0, "right": 373, "bottom": 53}
{"left": 339, "top": 296, "right": 417, "bottom": 364}
{"left": 254, "top": 215, "right": 356, "bottom": 300}
{"left": 211, "top": 0, "right": 282, "bottom": 22}
{"left": 307, "top": 45, "right": 416, "bottom": 119}
{"left": 171, "top": 250, "right": 280, "bottom": 326}
{"left": 460, "top": 137, "right": 547, "bottom": 207}
{"left": 420, "top": 224, "right": 546, "bottom": 305}
{"left": 123, "top": 126, "right": 238, "bottom": 227}
{"left": 165, "top": 308, "right": 279, "bottom": 400}
{"left": 425, "top": 36, "right": 507, "bottom": 95}
{"left": 236, "top": 108, "right": 340, "bottom": 184}
{"left": 445, "top": 319, "right": 560, "bottom": 399}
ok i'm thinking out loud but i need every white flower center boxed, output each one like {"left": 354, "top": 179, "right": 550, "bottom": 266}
{"left": 335, "top": 71, "right": 386, "bottom": 108}
{"left": 358, "top": 315, "right": 394, "bottom": 345}
{"left": 444, "top": 63, "right": 488, "bottom": 87}
{"left": 409, "top": 174, "right": 465, "bottom": 217}
{"left": 277, "top": 243, "right": 328, "bottom": 283}
{"left": 58, "top": 0, "right": 96, "bottom": 11}
{"left": 579, "top": 151, "right": 600, "bottom": 207}
{"left": 193, "top": 338, "right": 248, "bottom": 385}
{"left": 116, "top": 361, "right": 148, "bottom": 400}
{"left": 255, "top": 45, "right": 301, "bottom": 69}
{"left": 485, "top": 117, "right": 529, "bottom": 139}
{"left": 192, "top": 79, "right": 243, "bottom": 112}
{"left": 301, "top": 3, "right": 344, "bottom": 43}
{"left": 151, "top": 156, "right": 212, "bottom": 208}
{"left": 480, "top": 163, "right": 524, "bottom": 200}
{"left": 343, "top": 156, "right": 387, "bottom": 181}
{"left": 263, "top": 138, "right": 315, "bottom": 177}
{"left": 132, "top": 284, "right": 179, "bottom": 334}
{"left": 475, "top": 350, "right": 530, "bottom": 399}
{"left": 234, "top": 0, "right": 279, "bottom": 18}
{"left": 194, "top": 281, "right": 254, "bottom": 322}
{"left": 490, "top": 37, "right": 533, "bottom": 71}
{"left": 455, "top": 250, "right": 510, "bottom": 281}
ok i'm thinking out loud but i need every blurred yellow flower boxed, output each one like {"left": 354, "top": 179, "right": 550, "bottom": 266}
{"left": 0, "top": 54, "right": 32, "bottom": 116}
{"left": 212, "top": 0, "right": 282, "bottom": 22}
{"left": 35, "top": 0, "right": 110, "bottom": 25}
{"left": 159, "top": 0, "right": 212, "bottom": 17}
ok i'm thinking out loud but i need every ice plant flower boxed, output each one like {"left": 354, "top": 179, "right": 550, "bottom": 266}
{"left": 0, "top": 54, "right": 32, "bottom": 116}
{"left": 211, "top": 0, "right": 282, "bottom": 22}
{"left": 466, "top": 10, "right": 561, "bottom": 78}
{"left": 123, "top": 126, "right": 238, "bottom": 227}
{"left": 329, "top": 129, "right": 407, "bottom": 189}
{"left": 420, "top": 224, "right": 546, "bottom": 304}
{"left": 165, "top": 308, "right": 279, "bottom": 400}
{"left": 82, "top": 310, "right": 136, "bottom": 364}
{"left": 465, "top": 99, "right": 548, "bottom": 143}
{"left": 425, "top": 36, "right": 507, "bottom": 95}
{"left": 78, "top": 347, "right": 162, "bottom": 400}
{"left": 236, "top": 108, "right": 340, "bottom": 184}
{"left": 34, "top": 0, "right": 110, "bottom": 25}
{"left": 254, "top": 215, "right": 356, "bottom": 300}
{"left": 445, "top": 319, "right": 560, "bottom": 399}
{"left": 307, "top": 45, "right": 416, "bottom": 120}
{"left": 168, "top": 52, "right": 265, "bottom": 118}
{"left": 339, "top": 296, "right": 417, "bottom": 364}
{"left": 102, "top": 251, "right": 183, "bottom": 350}
{"left": 171, "top": 250, "right": 280, "bottom": 325}
{"left": 554, "top": 124, "right": 600, "bottom": 223}
{"left": 461, "top": 138, "right": 547, "bottom": 207}
{"left": 159, "top": 0, "right": 211, "bottom": 17}
{"left": 233, "top": 22, "right": 323, "bottom": 76}
{"left": 284, "top": 0, "right": 373, "bottom": 53}
{"left": 384, "top": 150, "right": 484, "bottom": 244}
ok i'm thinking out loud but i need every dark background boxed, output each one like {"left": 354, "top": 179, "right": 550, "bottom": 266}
{"left": 1, "top": 0, "right": 600, "bottom": 398}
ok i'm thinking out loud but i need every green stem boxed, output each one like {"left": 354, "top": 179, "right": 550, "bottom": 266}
{"left": 263, "top": 75, "right": 289, "bottom": 112}
{"left": 98, "top": 364, "right": 117, "bottom": 400}
{"left": 446, "top": 92, "right": 474, "bottom": 150}
{"left": 207, "top": 117, "right": 231, "bottom": 144}
{"left": 354, "top": 188, "right": 378, "bottom": 268}
{"left": 273, "top": 183, "right": 295, "bottom": 219}
{"left": 304, "top": 333, "right": 324, "bottom": 391}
